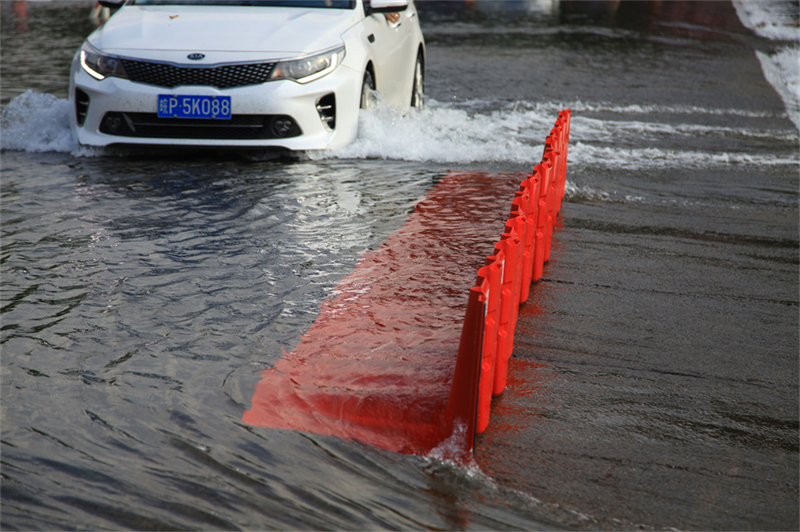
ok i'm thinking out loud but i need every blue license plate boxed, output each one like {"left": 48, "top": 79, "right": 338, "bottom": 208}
{"left": 157, "top": 94, "right": 231, "bottom": 119}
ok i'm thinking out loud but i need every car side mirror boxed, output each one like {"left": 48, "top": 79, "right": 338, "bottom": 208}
{"left": 367, "top": 0, "right": 409, "bottom": 15}
{"left": 98, "top": 0, "right": 125, "bottom": 8}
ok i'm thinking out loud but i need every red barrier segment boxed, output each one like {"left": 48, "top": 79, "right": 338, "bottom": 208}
{"left": 553, "top": 120, "right": 567, "bottom": 214}
{"left": 519, "top": 172, "right": 541, "bottom": 289}
{"left": 551, "top": 110, "right": 571, "bottom": 214}
{"left": 444, "top": 272, "right": 487, "bottom": 451}
{"left": 511, "top": 193, "right": 534, "bottom": 303}
{"left": 532, "top": 160, "right": 551, "bottom": 282}
{"left": 543, "top": 150, "right": 559, "bottom": 263}
{"left": 458, "top": 109, "right": 571, "bottom": 437}
{"left": 475, "top": 256, "right": 502, "bottom": 435}
{"left": 492, "top": 227, "right": 521, "bottom": 397}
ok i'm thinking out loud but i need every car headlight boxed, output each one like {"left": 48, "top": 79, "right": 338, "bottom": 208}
{"left": 80, "top": 41, "right": 127, "bottom": 81}
{"left": 269, "top": 46, "right": 345, "bottom": 84}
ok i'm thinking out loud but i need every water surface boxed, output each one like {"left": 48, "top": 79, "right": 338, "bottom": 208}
{"left": 2, "top": 1, "right": 798, "bottom": 530}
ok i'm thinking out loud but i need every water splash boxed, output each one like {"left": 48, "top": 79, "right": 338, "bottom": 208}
{"left": 569, "top": 141, "right": 798, "bottom": 170}
{"left": 756, "top": 47, "right": 800, "bottom": 132}
{"left": 317, "top": 101, "right": 545, "bottom": 164}
{"left": 732, "top": 0, "right": 800, "bottom": 132}
{"left": 0, "top": 90, "right": 79, "bottom": 153}
{"left": 3, "top": 91, "right": 795, "bottom": 166}
{"left": 733, "top": 0, "right": 800, "bottom": 42}
{"left": 428, "top": 421, "right": 480, "bottom": 469}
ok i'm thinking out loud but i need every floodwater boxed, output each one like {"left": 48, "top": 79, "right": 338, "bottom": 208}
{"left": 2, "top": 0, "right": 798, "bottom": 530}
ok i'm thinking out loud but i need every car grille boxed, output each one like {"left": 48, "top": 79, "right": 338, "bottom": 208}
{"left": 120, "top": 59, "right": 276, "bottom": 89}
{"left": 98, "top": 112, "right": 302, "bottom": 140}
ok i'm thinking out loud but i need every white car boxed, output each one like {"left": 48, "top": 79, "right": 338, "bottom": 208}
{"left": 69, "top": 0, "right": 425, "bottom": 151}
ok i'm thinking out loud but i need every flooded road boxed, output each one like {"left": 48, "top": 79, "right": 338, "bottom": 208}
{"left": 2, "top": 1, "right": 798, "bottom": 530}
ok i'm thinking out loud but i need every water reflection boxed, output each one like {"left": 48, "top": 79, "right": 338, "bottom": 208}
{"left": 560, "top": 0, "right": 747, "bottom": 39}
{"left": 417, "top": 0, "right": 750, "bottom": 41}
{"left": 0, "top": 0, "right": 97, "bottom": 104}
{"left": 12, "top": 1, "right": 28, "bottom": 33}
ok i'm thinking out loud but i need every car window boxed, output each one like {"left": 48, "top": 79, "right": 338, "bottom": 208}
{"left": 130, "top": 0, "right": 355, "bottom": 8}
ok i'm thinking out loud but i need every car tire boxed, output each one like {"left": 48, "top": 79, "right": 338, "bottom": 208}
{"left": 360, "top": 69, "right": 376, "bottom": 110}
{"left": 410, "top": 53, "right": 424, "bottom": 109}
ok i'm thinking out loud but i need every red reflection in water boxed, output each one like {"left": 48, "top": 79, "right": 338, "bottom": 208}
{"left": 244, "top": 171, "right": 526, "bottom": 455}
{"left": 484, "top": 358, "right": 550, "bottom": 435}
{"left": 560, "top": 0, "right": 746, "bottom": 41}
{"left": 481, "top": 299, "right": 552, "bottom": 438}
{"left": 13, "top": 1, "right": 29, "bottom": 33}
{"left": 474, "top": 301, "right": 554, "bottom": 475}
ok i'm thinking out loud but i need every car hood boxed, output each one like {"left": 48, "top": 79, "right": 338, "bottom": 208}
{"left": 90, "top": 5, "right": 360, "bottom": 58}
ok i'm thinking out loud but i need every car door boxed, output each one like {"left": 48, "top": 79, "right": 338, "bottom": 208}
{"left": 361, "top": 1, "right": 417, "bottom": 109}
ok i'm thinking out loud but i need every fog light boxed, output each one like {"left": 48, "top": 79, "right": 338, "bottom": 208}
{"left": 273, "top": 118, "right": 295, "bottom": 138}
{"left": 104, "top": 115, "right": 122, "bottom": 134}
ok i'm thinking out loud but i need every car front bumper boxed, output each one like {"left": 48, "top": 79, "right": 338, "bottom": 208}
{"left": 69, "top": 57, "right": 362, "bottom": 151}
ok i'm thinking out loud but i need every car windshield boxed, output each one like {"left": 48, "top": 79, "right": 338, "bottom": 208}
{"left": 131, "top": 0, "right": 355, "bottom": 7}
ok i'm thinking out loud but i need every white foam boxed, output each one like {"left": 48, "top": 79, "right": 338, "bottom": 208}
{"left": 756, "top": 46, "right": 800, "bottom": 132}
{"left": 318, "top": 99, "right": 798, "bottom": 167}
{"left": 569, "top": 141, "right": 798, "bottom": 170}
{"left": 563, "top": 181, "right": 612, "bottom": 202}
{"left": 427, "top": 421, "right": 481, "bottom": 471}
{"left": 556, "top": 100, "right": 781, "bottom": 119}
{"left": 572, "top": 115, "right": 796, "bottom": 142}
{"left": 315, "top": 101, "right": 545, "bottom": 165}
{"left": 441, "top": 98, "right": 783, "bottom": 119}
{"left": 0, "top": 90, "right": 79, "bottom": 153}
{"left": 733, "top": 0, "right": 800, "bottom": 131}
{"left": 733, "top": 0, "right": 800, "bottom": 42}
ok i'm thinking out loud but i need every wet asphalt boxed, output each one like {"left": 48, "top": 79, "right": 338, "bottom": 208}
{"left": 454, "top": 2, "right": 800, "bottom": 529}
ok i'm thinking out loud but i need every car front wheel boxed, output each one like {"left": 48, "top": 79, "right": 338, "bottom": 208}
{"left": 360, "top": 69, "right": 376, "bottom": 110}
{"left": 410, "top": 53, "right": 424, "bottom": 109}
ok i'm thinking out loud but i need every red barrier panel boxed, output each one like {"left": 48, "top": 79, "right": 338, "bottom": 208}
{"left": 444, "top": 273, "right": 488, "bottom": 453}
{"left": 532, "top": 160, "right": 551, "bottom": 282}
{"left": 558, "top": 110, "right": 571, "bottom": 173}
{"left": 475, "top": 255, "right": 502, "bottom": 434}
{"left": 543, "top": 149, "right": 559, "bottom": 263}
{"left": 520, "top": 171, "right": 541, "bottom": 286}
{"left": 504, "top": 216, "right": 527, "bottom": 393}
{"left": 492, "top": 221, "right": 523, "bottom": 397}
{"left": 511, "top": 192, "right": 534, "bottom": 303}
{"left": 556, "top": 118, "right": 569, "bottom": 213}
{"left": 554, "top": 110, "right": 571, "bottom": 213}
{"left": 545, "top": 127, "right": 565, "bottom": 216}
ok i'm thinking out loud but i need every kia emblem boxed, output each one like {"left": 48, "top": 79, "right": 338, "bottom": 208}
{"left": 187, "top": 53, "right": 205, "bottom": 60}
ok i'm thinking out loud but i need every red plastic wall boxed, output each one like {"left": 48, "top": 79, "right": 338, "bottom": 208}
{"left": 446, "top": 109, "right": 571, "bottom": 446}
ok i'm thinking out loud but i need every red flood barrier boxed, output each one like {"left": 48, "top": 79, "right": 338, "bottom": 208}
{"left": 447, "top": 109, "right": 571, "bottom": 449}
{"left": 243, "top": 110, "right": 571, "bottom": 462}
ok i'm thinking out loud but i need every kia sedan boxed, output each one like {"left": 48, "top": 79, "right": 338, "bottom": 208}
{"left": 69, "top": 0, "right": 425, "bottom": 151}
